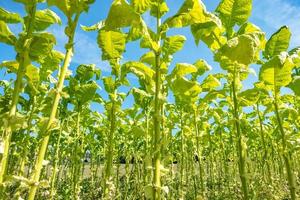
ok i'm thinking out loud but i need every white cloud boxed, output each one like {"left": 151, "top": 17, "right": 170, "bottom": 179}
{"left": 49, "top": 25, "right": 110, "bottom": 71}
{"left": 252, "top": 0, "right": 300, "bottom": 47}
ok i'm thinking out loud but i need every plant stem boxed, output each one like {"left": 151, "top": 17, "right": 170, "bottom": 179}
{"left": 0, "top": 2, "right": 37, "bottom": 184}
{"left": 232, "top": 67, "right": 249, "bottom": 200}
{"left": 273, "top": 92, "right": 296, "bottom": 200}
{"left": 27, "top": 13, "right": 80, "bottom": 200}
{"left": 152, "top": 2, "right": 162, "bottom": 199}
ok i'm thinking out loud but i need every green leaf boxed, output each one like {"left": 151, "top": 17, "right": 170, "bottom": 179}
{"left": 170, "top": 76, "right": 201, "bottom": 103}
{"left": 131, "top": 0, "right": 154, "bottom": 14}
{"left": 75, "top": 81, "right": 99, "bottom": 104}
{"left": 165, "top": 0, "right": 212, "bottom": 28}
{"left": 191, "top": 16, "right": 226, "bottom": 51}
{"left": 216, "top": 0, "right": 252, "bottom": 29}
{"left": 81, "top": 21, "right": 105, "bottom": 32}
{"left": 0, "top": 21, "right": 17, "bottom": 45}
{"left": 162, "top": 35, "right": 186, "bottom": 55}
{"left": 288, "top": 76, "right": 300, "bottom": 96}
{"left": 140, "top": 51, "right": 155, "bottom": 67}
{"left": 47, "top": 0, "right": 70, "bottom": 16}
{"left": 29, "top": 32, "right": 56, "bottom": 61}
{"left": 123, "top": 61, "right": 155, "bottom": 93}
{"left": 193, "top": 59, "right": 212, "bottom": 77}
{"left": 150, "top": 1, "right": 169, "bottom": 17}
{"left": 0, "top": 7, "right": 22, "bottom": 23}
{"left": 238, "top": 88, "right": 260, "bottom": 106}
{"left": 39, "top": 50, "right": 64, "bottom": 80}
{"left": 170, "top": 63, "right": 198, "bottom": 78}
{"left": 263, "top": 26, "right": 291, "bottom": 59}
{"left": 131, "top": 87, "right": 152, "bottom": 107}
{"left": 103, "top": 77, "right": 115, "bottom": 93}
{"left": 0, "top": 61, "right": 39, "bottom": 85}
{"left": 105, "top": 0, "right": 140, "bottom": 30}
{"left": 215, "top": 33, "right": 262, "bottom": 69}
{"left": 47, "top": 0, "right": 95, "bottom": 16}
{"left": 201, "top": 74, "right": 221, "bottom": 92}
{"left": 259, "top": 53, "right": 294, "bottom": 89}
{"left": 97, "top": 30, "right": 126, "bottom": 60}
{"left": 76, "top": 64, "right": 100, "bottom": 82}
{"left": 24, "top": 9, "right": 61, "bottom": 31}
{"left": 123, "top": 61, "right": 155, "bottom": 80}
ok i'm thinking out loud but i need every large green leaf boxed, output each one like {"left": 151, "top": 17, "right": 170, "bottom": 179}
{"left": 238, "top": 88, "right": 260, "bottom": 106}
{"left": 0, "top": 7, "right": 22, "bottom": 23}
{"left": 97, "top": 30, "right": 126, "bottom": 60}
{"left": 263, "top": 26, "right": 291, "bottom": 59}
{"left": 170, "top": 76, "right": 201, "bottom": 103}
{"left": 191, "top": 16, "right": 226, "bottom": 51}
{"left": 0, "top": 61, "right": 39, "bottom": 84}
{"left": 103, "top": 76, "right": 115, "bottom": 93}
{"left": 47, "top": 0, "right": 70, "bottom": 16}
{"left": 259, "top": 53, "right": 294, "bottom": 89}
{"left": 201, "top": 74, "right": 221, "bottom": 92}
{"left": 140, "top": 51, "right": 155, "bottom": 67}
{"left": 150, "top": 1, "right": 169, "bottom": 17}
{"left": 123, "top": 61, "right": 155, "bottom": 81}
{"left": 131, "top": 0, "right": 154, "bottom": 14}
{"left": 131, "top": 87, "right": 152, "bottom": 107}
{"left": 123, "top": 61, "right": 155, "bottom": 93}
{"left": 162, "top": 35, "right": 186, "bottom": 56}
{"left": 215, "top": 33, "right": 262, "bottom": 69}
{"left": 24, "top": 9, "right": 61, "bottom": 31}
{"left": 216, "top": 0, "right": 252, "bottom": 29}
{"left": 193, "top": 59, "right": 212, "bottom": 77}
{"left": 170, "top": 63, "right": 198, "bottom": 78}
{"left": 39, "top": 50, "right": 64, "bottom": 80}
{"left": 47, "top": 0, "right": 94, "bottom": 16}
{"left": 75, "top": 81, "right": 99, "bottom": 104}
{"left": 105, "top": 0, "right": 140, "bottom": 30}
{"left": 165, "top": 0, "right": 212, "bottom": 28}
{"left": 28, "top": 32, "right": 56, "bottom": 61}
{"left": 0, "top": 21, "right": 17, "bottom": 45}
{"left": 288, "top": 76, "right": 300, "bottom": 96}
{"left": 76, "top": 64, "right": 100, "bottom": 82}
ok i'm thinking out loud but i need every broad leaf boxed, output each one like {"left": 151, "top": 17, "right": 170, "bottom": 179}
{"left": 131, "top": 0, "right": 154, "bottom": 14}
{"left": 216, "top": 0, "right": 252, "bottom": 29}
{"left": 105, "top": 0, "right": 140, "bottom": 30}
{"left": 24, "top": 9, "right": 61, "bottom": 31}
{"left": 0, "top": 21, "right": 17, "bottom": 45}
{"left": 288, "top": 76, "right": 300, "bottom": 96}
{"left": 97, "top": 30, "right": 126, "bottom": 60}
{"left": 191, "top": 16, "right": 226, "bottom": 51}
{"left": 162, "top": 35, "right": 186, "bottom": 56}
{"left": 263, "top": 26, "right": 291, "bottom": 59}
{"left": 215, "top": 33, "right": 262, "bottom": 70}
{"left": 259, "top": 53, "right": 294, "bottom": 89}
{"left": 201, "top": 74, "right": 221, "bottom": 92}
{"left": 165, "top": 0, "right": 212, "bottom": 28}
{"left": 0, "top": 7, "right": 22, "bottom": 23}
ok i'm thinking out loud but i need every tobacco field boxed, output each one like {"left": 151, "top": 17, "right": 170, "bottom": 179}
{"left": 0, "top": 0, "right": 300, "bottom": 199}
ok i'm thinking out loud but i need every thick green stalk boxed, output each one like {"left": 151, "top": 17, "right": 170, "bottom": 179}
{"left": 0, "top": 2, "right": 37, "bottom": 184}
{"left": 273, "top": 92, "right": 296, "bottom": 200}
{"left": 50, "top": 123, "right": 63, "bottom": 200}
{"left": 103, "top": 76, "right": 117, "bottom": 197}
{"left": 193, "top": 110, "right": 204, "bottom": 195}
{"left": 152, "top": 4, "right": 162, "bottom": 199}
{"left": 256, "top": 103, "right": 272, "bottom": 182}
{"left": 27, "top": 14, "right": 80, "bottom": 200}
{"left": 232, "top": 67, "right": 249, "bottom": 200}
{"left": 73, "top": 111, "right": 82, "bottom": 199}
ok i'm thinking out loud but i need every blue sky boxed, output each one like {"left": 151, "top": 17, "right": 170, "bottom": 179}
{"left": 0, "top": 0, "right": 300, "bottom": 111}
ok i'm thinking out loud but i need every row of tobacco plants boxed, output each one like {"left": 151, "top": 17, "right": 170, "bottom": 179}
{"left": 0, "top": 0, "right": 300, "bottom": 199}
